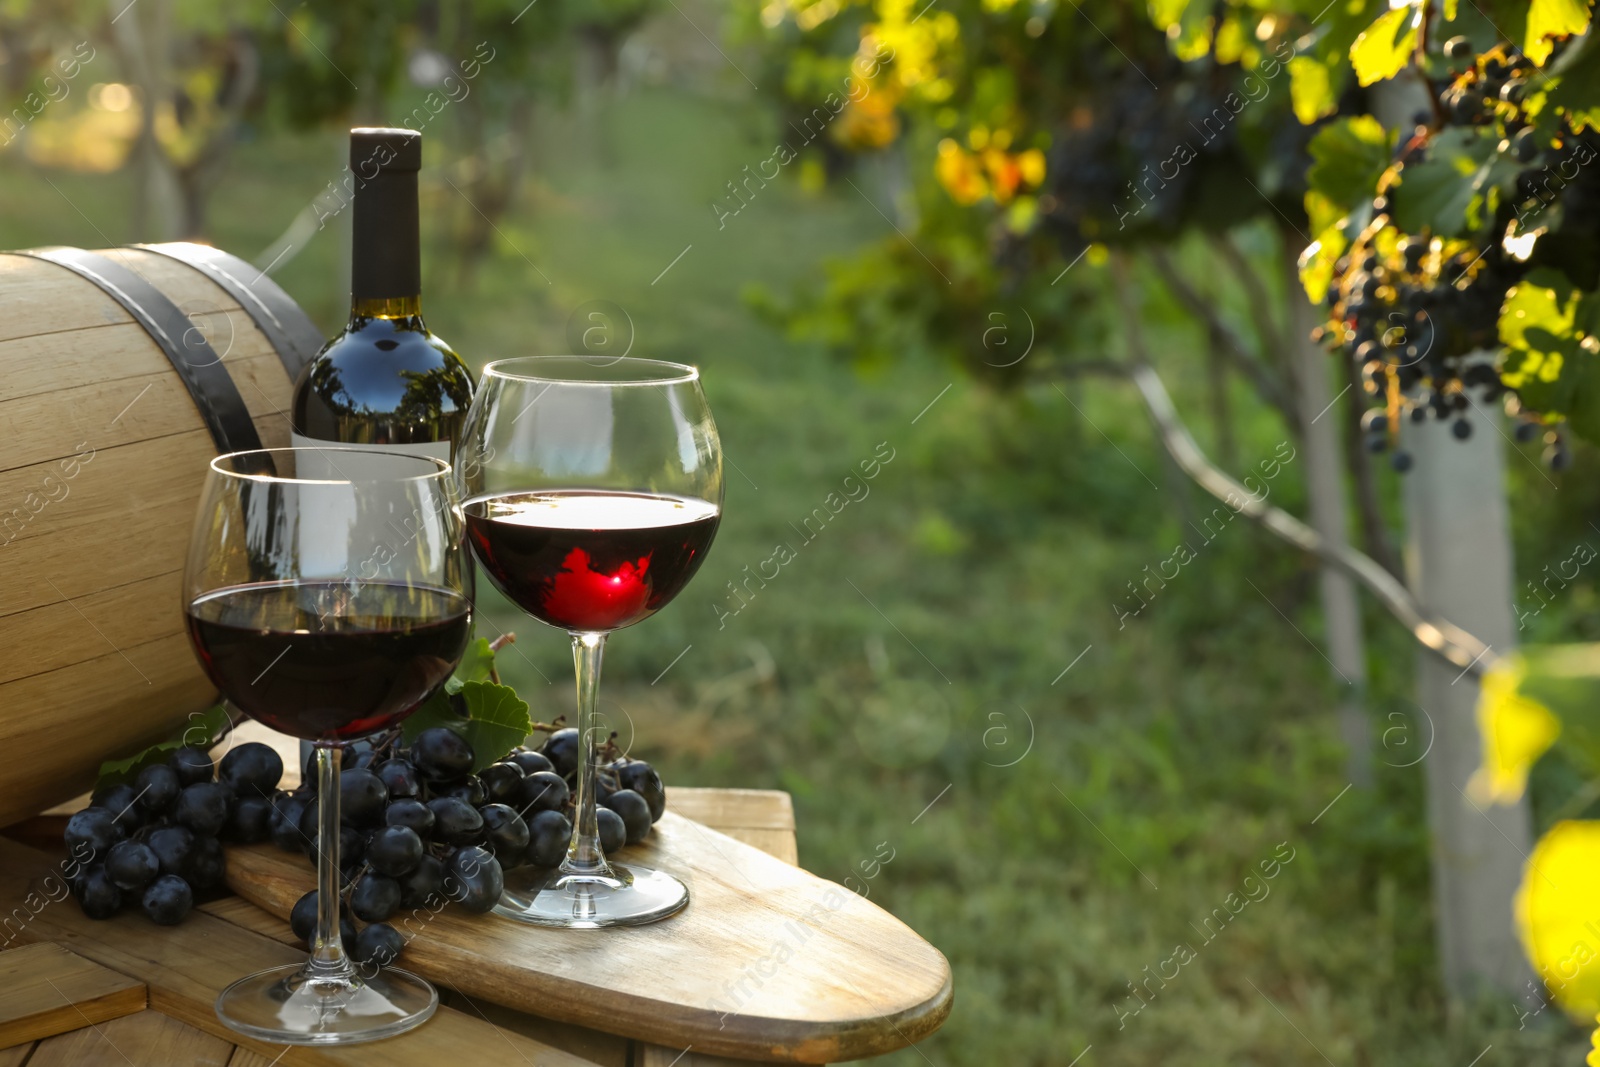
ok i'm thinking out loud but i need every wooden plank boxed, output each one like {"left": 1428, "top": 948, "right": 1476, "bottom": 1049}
{"left": 0, "top": 573, "right": 180, "bottom": 687}
{"left": 229, "top": 1048, "right": 282, "bottom": 1067}
{"left": 27, "top": 1008, "right": 233, "bottom": 1066}
{"left": 437, "top": 991, "right": 629, "bottom": 1067}
{"left": 0, "top": 1045, "right": 31, "bottom": 1066}
{"left": 0, "top": 254, "right": 131, "bottom": 343}
{"left": 667, "top": 789, "right": 796, "bottom": 833}
{"left": 0, "top": 839, "right": 603, "bottom": 1067}
{"left": 0, "top": 942, "right": 146, "bottom": 1048}
{"left": 639, "top": 1047, "right": 765, "bottom": 1067}
{"left": 224, "top": 811, "right": 951, "bottom": 1063}
{"left": 0, "top": 633, "right": 215, "bottom": 827}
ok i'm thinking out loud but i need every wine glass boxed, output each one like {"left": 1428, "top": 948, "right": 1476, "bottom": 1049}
{"left": 183, "top": 447, "right": 473, "bottom": 1043}
{"left": 456, "top": 356, "right": 723, "bottom": 927}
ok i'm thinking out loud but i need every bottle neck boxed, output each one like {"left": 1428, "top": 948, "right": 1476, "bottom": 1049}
{"left": 349, "top": 294, "right": 423, "bottom": 321}
{"left": 350, "top": 167, "right": 421, "bottom": 310}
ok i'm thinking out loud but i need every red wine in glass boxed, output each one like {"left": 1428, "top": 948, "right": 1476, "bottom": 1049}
{"left": 464, "top": 490, "right": 720, "bottom": 632}
{"left": 186, "top": 579, "right": 472, "bottom": 742}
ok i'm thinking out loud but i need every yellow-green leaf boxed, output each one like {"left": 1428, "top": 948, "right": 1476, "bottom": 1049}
{"left": 1515, "top": 820, "right": 1600, "bottom": 1020}
{"left": 1525, "top": 0, "right": 1593, "bottom": 66}
{"left": 1288, "top": 55, "right": 1337, "bottom": 124}
{"left": 1350, "top": 6, "right": 1418, "bottom": 87}
{"left": 1470, "top": 656, "right": 1561, "bottom": 804}
{"left": 1500, "top": 268, "right": 1600, "bottom": 440}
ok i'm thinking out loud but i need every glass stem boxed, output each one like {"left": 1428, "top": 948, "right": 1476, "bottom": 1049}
{"left": 310, "top": 742, "right": 353, "bottom": 977}
{"left": 561, "top": 631, "right": 613, "bottom": 877}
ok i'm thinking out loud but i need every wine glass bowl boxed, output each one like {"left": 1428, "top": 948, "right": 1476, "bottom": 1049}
{"left": 457, "top": 356, "right": 723, "bottom": 927}
{"left": 183, "top": 446, "right": 472, "bottom": 1043}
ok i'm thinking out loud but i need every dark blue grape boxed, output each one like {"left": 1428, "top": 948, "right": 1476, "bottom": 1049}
{"left": 525, "top": 810, "right": 571, "bottom": 869}
{"left": 64, "top": 807, "right": 122, "bottom": 858}
{"left": 173, "top": 782, "right": 231, "bottom": 837}
{"left": 384, "top": 798, "right": 436, "bottom": 839}
{"left": 445, "top": 847, "right": 503, "bottom": 914}
{"left": 366, "top": 825, "right": 424, "bottom": 877}
{"left": 169, "top": 746, "right": 214, "bottom": 786}
{"left": 224, "top": 795, "right": 273, "bottom": 844}
{"left": 479, "top": 804, "right": 529, "bottom": 866}
{"left": 507, "top": 750, "right": 555, "bottom": 776}
{"left": 596, "top": 807, "right": 626, "bottom": 855}
{"left": 75, "top": 866, "right": 122, "bottom": 919}
{"left": 479, "top": 762, "right": 525, "bottom": 805}
{"left": 134, "top": 764, "right": 181, "bottom": 814}
{"left": 603, "top": 790, "right": 652, "bottom": 845}
{"left": 350, "top": 872, "right": 402, "bottom": 922}
{"left": 426, "top": 797, "right": 484, "bottom": 846}
{"left": 146, "top": 825, "right": 196, "bottom": 879}
{"left": 220, "top": 742, "right": 284, "bottom": 797}
{"left": 397, "top": 854, "right": 446, "bottom": 909}
{"left": 140, "top": 874, "right": 192, "bottom": 925}
{"left": 376, "top": 759, "right": 420, "bottom": 799}
{"left": 518, "top": 771, "right": 569, "bottom": 817}
{"left": 105, "top": 841, "right": 159, "bottom": 891}
{"left": 412, "top": 727, "right": 474, "bottom": 782}
{"left": 354, "top": 922, "right": 405, "bottom": 966}
{"left": 339, "top": 769, "right": 388, "bottom": 827}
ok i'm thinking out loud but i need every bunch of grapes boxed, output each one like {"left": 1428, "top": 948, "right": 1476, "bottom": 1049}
{"left": 1319, "top": 36, "right": 1599, "bottom": 471}
{"left": 278, "top": 724, "right": 667, "bottom": 967}
{"left": 63, "top": 726, "right": 669, "bottom": 967}
{"left": 63, "top": 741, "right": 285, "bottom": 927}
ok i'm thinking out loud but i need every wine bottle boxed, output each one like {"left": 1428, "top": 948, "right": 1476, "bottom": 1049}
{"left": 291, "top": 127, "right": 473, "bottom": 461}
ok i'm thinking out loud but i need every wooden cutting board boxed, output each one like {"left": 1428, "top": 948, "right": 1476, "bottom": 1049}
{"left": 224, "top": 811, "right": 951, "bottom": 1063}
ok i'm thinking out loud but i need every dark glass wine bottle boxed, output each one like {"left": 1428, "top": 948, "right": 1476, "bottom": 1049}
{"left": 291, "top": 127, "right": 473, "bottom": 462}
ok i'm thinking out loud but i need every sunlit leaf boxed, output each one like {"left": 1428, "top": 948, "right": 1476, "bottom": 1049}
{"left": 1288, "top": 55, "right": 1337, "bottom": 124}
{"left": 1350, "top": 6, "right": 1418, "bottom": 87}
{"left": 1524, "top": 0, "right": 1592, "bottom": 65}
{"left": 1500, "top": 268, "right": 1600, "bottom": 439}
{"left": 1516, "top": 821, "right": 1600, "bottom": 1020}
{"left": 1470, "top": 657, "right": 1561, "bottom": 804}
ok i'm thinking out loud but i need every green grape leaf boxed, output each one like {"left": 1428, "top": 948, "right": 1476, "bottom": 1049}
{"left": 1288, "top": 55, "right": 1338, "bottom": 124}
{"left": 97, "top": 704, "right": 233, "bottom": 788}
{"left": 1299, "top": 221, "right": 1348, "bottom": 304}
{"left": 400, "top": 681, "right": 531, "bottom": 772}
{"left": 1501, "top": 645, "right": 1600, "bottom": 779}
{"left": 1443, "top": 0, "right": 1459, "bottom": 19}
{"left": 449, "top": 637, "right": 497, "bottom": 691}
{"left": 1545, "top": 35, "right": 1600, "bottom": 130}
{"left": 1392, "top": 127, "right": 1516, "bottom": 235}
{"left": 1350, "top": 6, "right": 1419, "bottom": 87}
{"left": 1525, "top": 0, "right": 1592, "bottom": 65}
{"left": 1305, "top": 115, "right": 1394, "bottom": 215}
{"left": 1499, "top": 268, "right": 1600, "bottom": 440}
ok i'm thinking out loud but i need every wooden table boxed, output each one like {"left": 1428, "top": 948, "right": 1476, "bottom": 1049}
{"left": 0, "top": 788, "right": 813, "bottom": 1067}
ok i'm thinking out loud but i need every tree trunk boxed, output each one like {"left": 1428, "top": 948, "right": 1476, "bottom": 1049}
{"left": 1283, "top": 236, "right": 1374, "bottom": 787}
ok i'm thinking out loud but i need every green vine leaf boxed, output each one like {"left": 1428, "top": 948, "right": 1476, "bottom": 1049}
{"left": 401, "top": 681, "right": 532, "bottom": 773}
{"left": 1392, "top": 127, "right": 1517, "bottom": 235}
{"left": 1350, "top": 6, "right": 1418, "bottom": 87}
{"left": 1524, "top": 0, "right": 1592, "bottom": 65}
{"left": 448, "top": 637, "right": 497, "bottom": 692}
{"left": 97, "top": 704, "right": 232, "bottom": 788}
{"left": 1499, "top": 267, "right": 1600, "bottom": 438}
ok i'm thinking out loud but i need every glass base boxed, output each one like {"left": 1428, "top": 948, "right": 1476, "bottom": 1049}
{"left": 494, "top": 862, "right": 689, "bottom": 928}
{"left": 214, "top": 962, "right": 438, "bottom": 1045}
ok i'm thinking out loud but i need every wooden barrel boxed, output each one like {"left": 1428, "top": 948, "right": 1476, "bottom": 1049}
{"left": 0, "top": 243, "right": 324, "bottom": 827}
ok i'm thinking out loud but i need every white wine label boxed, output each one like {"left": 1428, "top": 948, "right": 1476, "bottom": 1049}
{"left": 289, "top": 433, "right": 455, "bottom": 580}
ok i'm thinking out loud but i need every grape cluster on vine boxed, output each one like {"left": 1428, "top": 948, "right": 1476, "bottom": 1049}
{"left": 1320, "top": 35, "right": 1598, "bottom": 471}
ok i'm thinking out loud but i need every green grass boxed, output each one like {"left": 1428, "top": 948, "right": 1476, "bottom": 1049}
{"left": 4, "top": 81, "right": 1597, "bottom": 1065}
